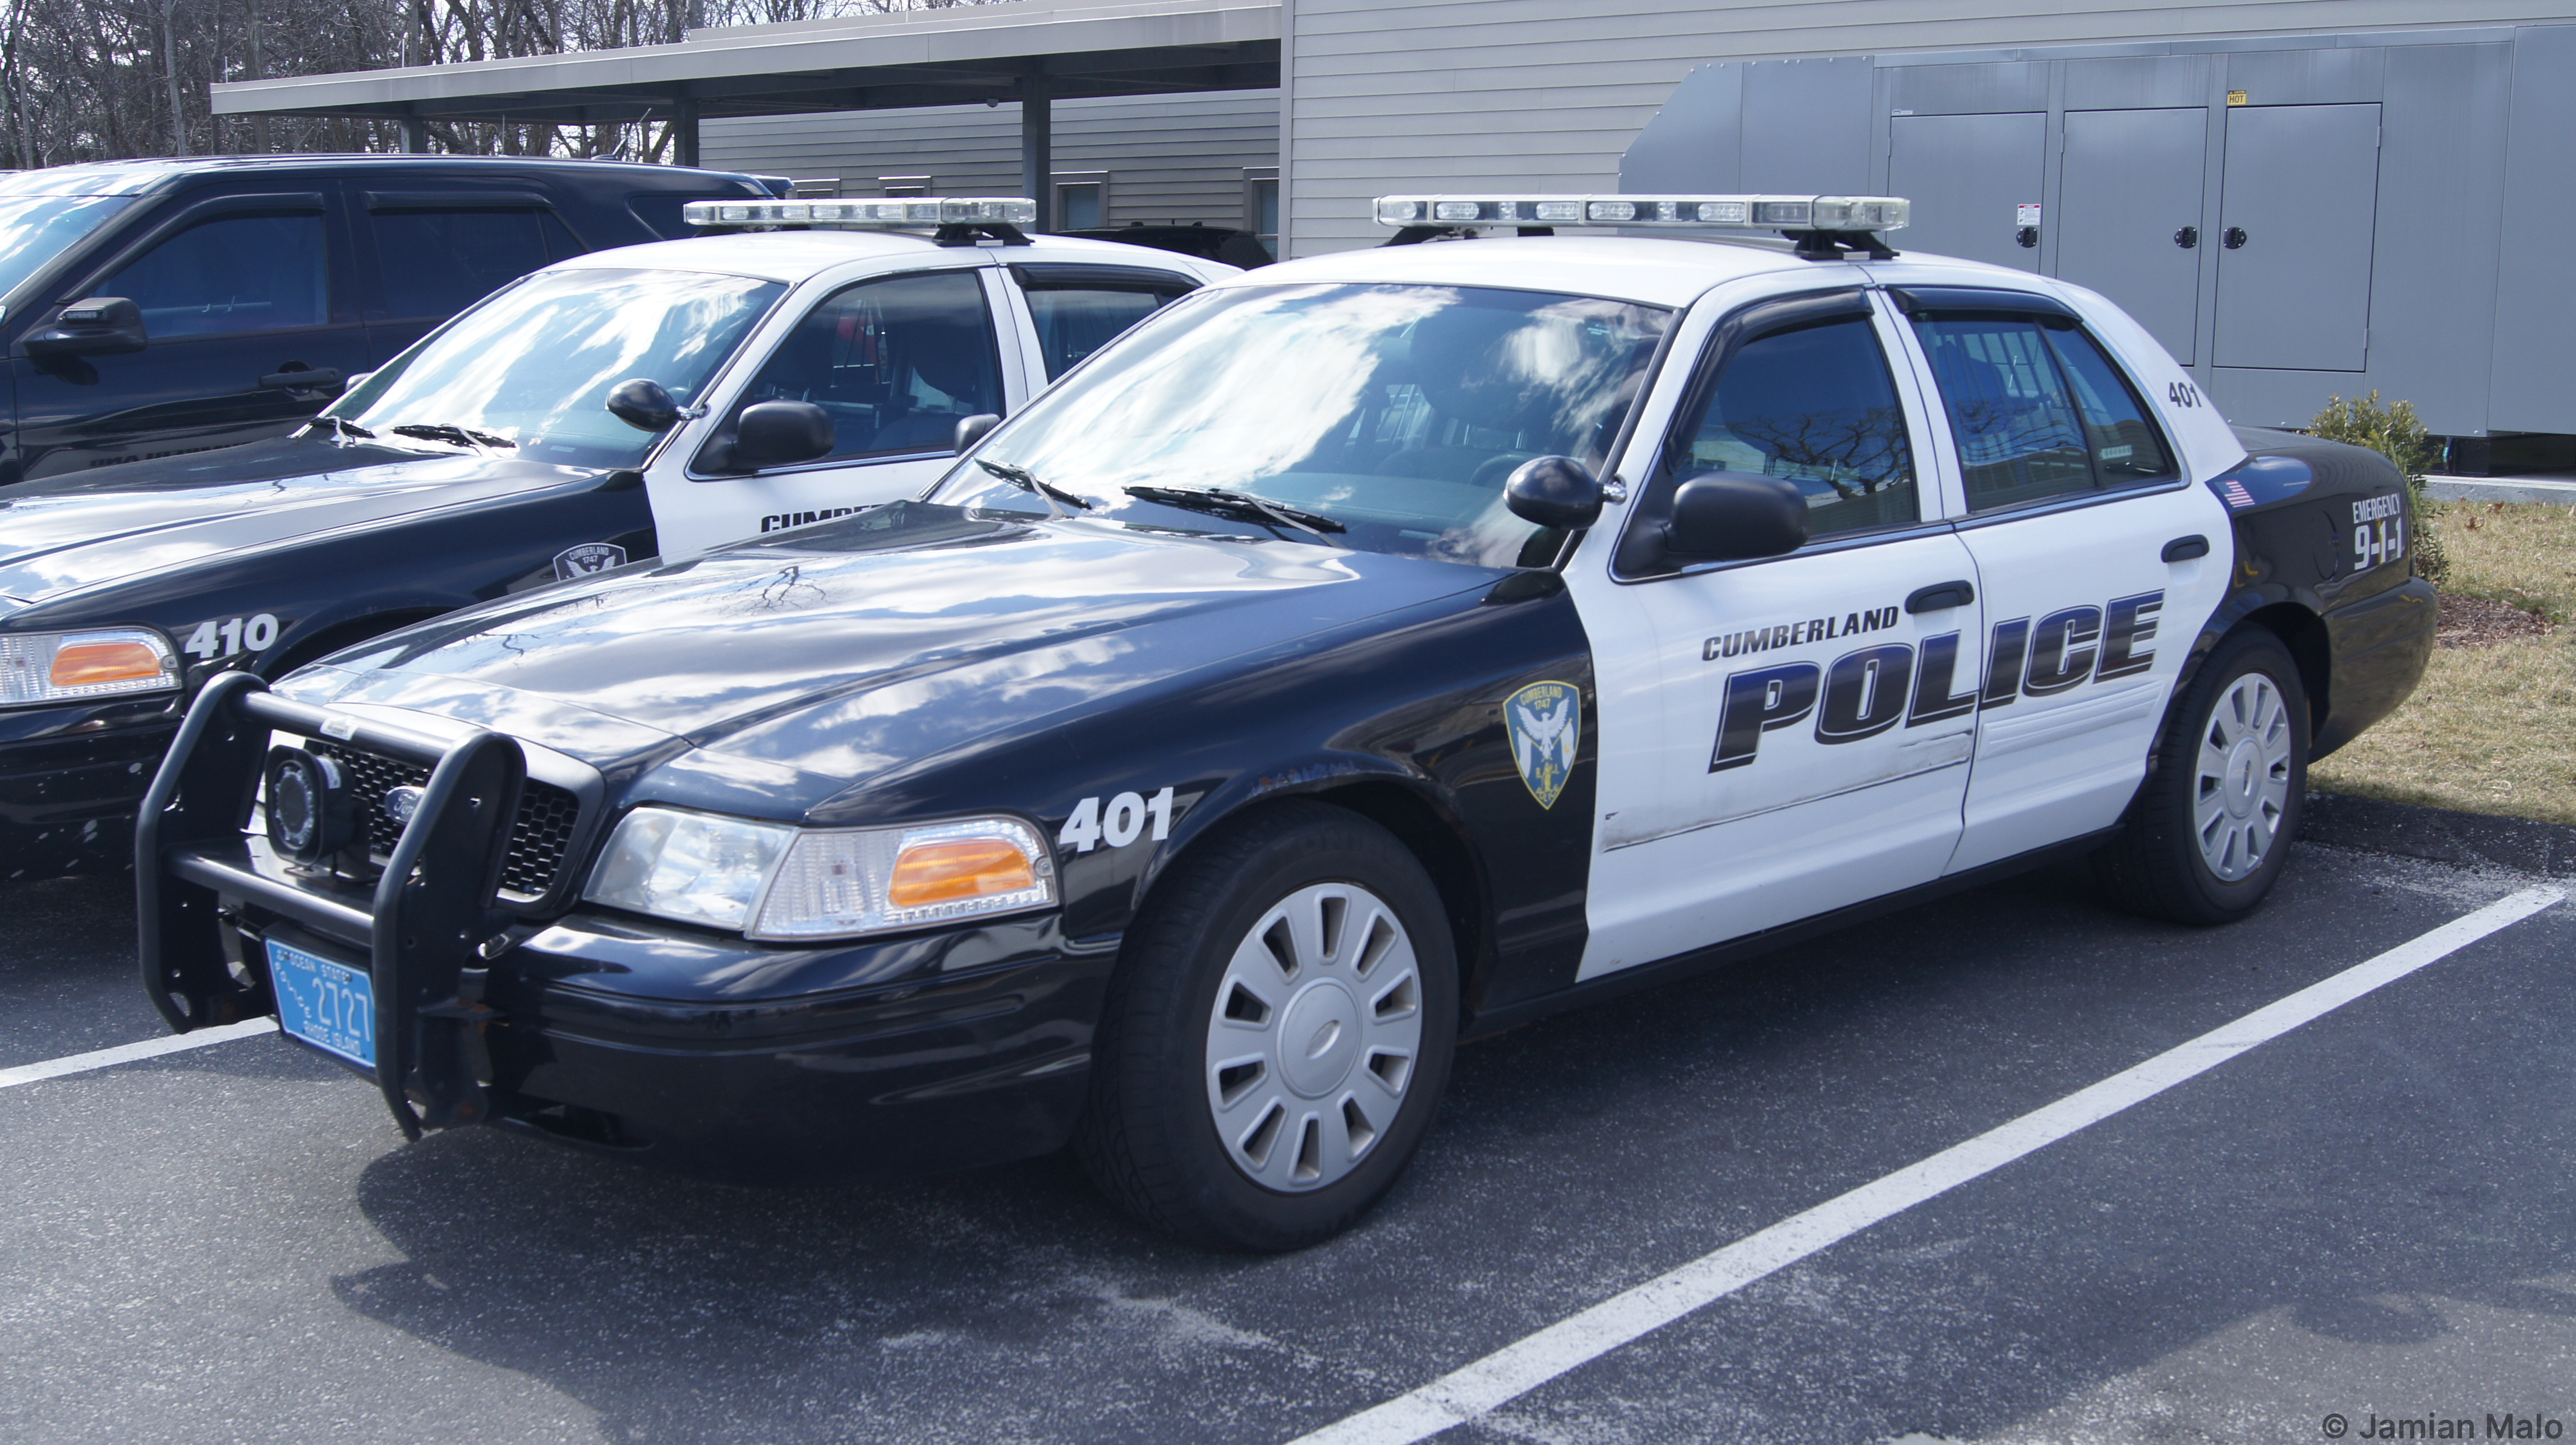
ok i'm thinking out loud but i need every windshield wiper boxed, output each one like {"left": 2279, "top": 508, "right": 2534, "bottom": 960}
{"left": 389, "top": 422, "right": 517, "bottom": 450}
{"left": 1125, "top": 485, "right": 1346, "bottom": 543}
{"left": 976, "top": 457, "right": 1092, "bottom": 517}
{"left": 306, "top": 415, "right": 374, "bottom": 443}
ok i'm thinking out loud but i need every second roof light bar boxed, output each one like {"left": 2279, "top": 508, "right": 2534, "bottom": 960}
{"left": 682, "top": 197, "right": 1039, "bottom": 247}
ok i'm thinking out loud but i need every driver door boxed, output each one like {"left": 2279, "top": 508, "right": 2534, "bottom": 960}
{"left": 1570, "top": 288, "right": 1984, "bottom": 981}
{"left": 642, "top": 263, "right": 1022, "bottom": 554}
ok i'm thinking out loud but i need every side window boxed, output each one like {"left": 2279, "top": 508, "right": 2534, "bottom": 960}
{"left": 734, "top": 269, "right": 1001, "bottom": 462}
{"left": 2045, "top": 326, "right": 2177, "bottom": 487}
{"left": 1912, "top": 314, "right": 2173, "bottom": 512}
{"left": 105, "top": 212, "right": 327, "bottom": 339}
{"left": 1023, "top": 285, "right": 1179, "bottom": 380}
{"left": 1674, "top": 315, "right": 1919, "bottom": 538}
{"left": 371, "top": 210, "right": 555, "bottom": 320}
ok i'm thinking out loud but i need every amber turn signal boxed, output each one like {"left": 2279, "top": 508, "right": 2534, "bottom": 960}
{"left": 888, "top": 837, "right": 1038, "bottom": 908}
{"left": 50, "top": 639, "right": 168, "bottom": 688}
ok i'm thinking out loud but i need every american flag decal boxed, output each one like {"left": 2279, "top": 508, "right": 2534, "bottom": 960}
{"left": 2221, "top": 478, "right": 2256, "bottom": 509}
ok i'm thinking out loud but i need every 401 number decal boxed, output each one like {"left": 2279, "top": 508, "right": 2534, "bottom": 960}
{"left": 183, "top": 613, "right": 279, "bottom": 661}
{"left": 2166, "top": 381, "right": 2202, "bottom": 408}
{"left": 1060, "top": 788, "right": 1175, "bottom": 853}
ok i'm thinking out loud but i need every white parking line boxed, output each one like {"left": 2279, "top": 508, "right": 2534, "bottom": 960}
{"left": 1289, "top": 885, "right": 2568, "bottom": 1445}
{"left": 0, "top": 1018, "right": 279, "bottom": 1091}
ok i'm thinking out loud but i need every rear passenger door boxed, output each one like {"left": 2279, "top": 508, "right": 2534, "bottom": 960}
{"left": 1000, "top": 264, "right": 1199, "bottom": 384}
{"left": 1887, "top": 287, "right": 2233, "bottom": 873}
{"left": 356, "top": 188, "right": 585, "bottom": 365}
{"left": 644, "top": 262, "right": 1022, "bottom": 552}
{"left": 8, "top": 186, "right": 369, "bottom": 478}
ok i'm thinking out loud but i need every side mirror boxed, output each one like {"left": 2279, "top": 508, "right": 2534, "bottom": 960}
{"left": 605, "top": 378, "right": 681, "bottom": 433}
{"left": 1503, "top": 455, "right": 1605, "bottom": 530}
{"left": 733, "top": 399, "right": 835, "bottom": 468}
{"left": 953, "top": 412, "right": 1001, "bottom": 454}
{"left": 1664, "top": 472, "right": 1810, "bottom": 561}
{"left": 25, "top": 296, "right": 146, "bottom": 357}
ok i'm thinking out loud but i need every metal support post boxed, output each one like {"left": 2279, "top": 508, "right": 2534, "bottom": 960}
{"left": 1019, "top": 69, "right": 1052, "bottom": 232}
{"left": 673, "top": 95, "right": 700, "bottom": 168}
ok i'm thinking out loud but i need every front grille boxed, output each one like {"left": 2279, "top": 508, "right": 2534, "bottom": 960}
{"left": 308, "top": 741, "right": 582, "bottom": 900}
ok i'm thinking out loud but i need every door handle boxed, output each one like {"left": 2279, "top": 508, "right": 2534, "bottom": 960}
{"left": 2221, "top": 227, "right": 2248, "bottom": 250}
{"left": 260, "top": 367, "right": 343, "bottom": 391}
{"left": 2162, "top": 534, "right": 2210, "bottom": 563}
{"left": 1905, "top": 580, "right": 1976, "bottom": 614}
{"left": 2174, "top": 226, "right": 2199, "bottom": 249}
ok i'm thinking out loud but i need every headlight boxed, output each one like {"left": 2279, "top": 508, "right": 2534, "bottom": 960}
{"left": 583, "top": 808, "right": 795, "bottom": 931}
{"left": 0, "top": 627, "right": 179, "bottom": 707}
{"left": 582, "top": 807, "right": 1056, "bottom": 941}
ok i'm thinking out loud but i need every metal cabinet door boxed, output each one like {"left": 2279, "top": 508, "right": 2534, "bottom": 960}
{"left": 2214, "top": 103, "right": 2382, "bottom": 372}
{"left": 1889, "top": 112, "right": 2046, "bottom": 271}
{"left": 2057, "top": 108, "right": 2208, "bottom": 365}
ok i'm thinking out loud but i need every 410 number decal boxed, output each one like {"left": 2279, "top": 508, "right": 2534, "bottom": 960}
{"left": 183, "top": 613, "right": 279, "bottom": 661}
{"left": 1059, "top": 788, "right": 1175, "bottom": 853}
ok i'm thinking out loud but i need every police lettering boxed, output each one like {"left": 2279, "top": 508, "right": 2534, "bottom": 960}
{"left": 1708, "top": 590, "right": 2166, "bottom": 771}
{"left": 1703, "top": 605, "right": 1900, "bottom": 661}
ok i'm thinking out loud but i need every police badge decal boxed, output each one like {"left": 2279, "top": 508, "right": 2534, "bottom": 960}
{"left": 551, "top": 542, "right": 628, "bottom": 581}
{"left": 1504, "top": 680, "right": 1580, "bottom": 809}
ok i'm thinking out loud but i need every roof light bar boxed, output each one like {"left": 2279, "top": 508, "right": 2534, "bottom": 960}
{"left": 682, "top": 197, "right": 1039, "bottom": 229}
{"left": 1372, "top": 194, "right": 1911, "bottom": 232}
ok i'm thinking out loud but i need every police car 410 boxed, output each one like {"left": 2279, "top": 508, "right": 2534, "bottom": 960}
{"left": 140, "top": 192, "right": 2432, "bottom": 1251}
{"left": 0, "top": 197, "right": 1229, "bottom": 878}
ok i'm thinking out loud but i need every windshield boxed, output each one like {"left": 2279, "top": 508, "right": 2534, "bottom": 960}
{"left": 325, "top": 267, "right": 786, "bottom": 469}
{"left": 931, "top": 282, "right": 1671, "bottom": 568}
{"left": 0, "top": 196, "right": 137, "bottom": 310}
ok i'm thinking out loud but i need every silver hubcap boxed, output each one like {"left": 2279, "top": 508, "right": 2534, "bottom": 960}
{"left": 1204, "top": 882, "right": 1422, "bottom": 1193}
{"left": 2193, "top": 670, "right": 2294, "bottom": 882}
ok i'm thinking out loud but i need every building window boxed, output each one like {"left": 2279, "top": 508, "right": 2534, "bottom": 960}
{"left": 1052, "top": 172, "right": 1108, "bottom": 231}
{"left": 1244, "top": 167, "right": 1279, "bottom": 255}
{"left": 878, "top": 175, "right": 929, "bottom": 198}
{"left": 790, "top": 178, "right": 843, "bottom": 199}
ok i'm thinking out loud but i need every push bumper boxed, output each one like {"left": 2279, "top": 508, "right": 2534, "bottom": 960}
{"left": 140, "top": 673, "right": 1109, "bottom": 1179}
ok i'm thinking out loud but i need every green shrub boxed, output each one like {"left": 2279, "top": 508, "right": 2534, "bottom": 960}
{"left": 2308, "top": 390, "right": 2448, "bottom": 585}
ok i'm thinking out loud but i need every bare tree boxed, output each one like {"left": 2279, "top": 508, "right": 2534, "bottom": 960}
{"left": 0, "top": 0, "right": 978, "bottom": 167}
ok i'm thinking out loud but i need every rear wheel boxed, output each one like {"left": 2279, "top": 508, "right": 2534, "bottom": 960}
{"left": 2097, "top": 628, "right": 2310, "bottom": 923}
{"left": 1075, "top": 802, "right": 1457, "bottom": 1251}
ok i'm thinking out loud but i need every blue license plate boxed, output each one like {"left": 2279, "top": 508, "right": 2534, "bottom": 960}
{"left": 266, "top": 937, "right": 376, "bottom": 1072}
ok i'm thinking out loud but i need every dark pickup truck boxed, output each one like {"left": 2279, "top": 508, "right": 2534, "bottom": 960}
{"left": 0, "top": 155, "right": 777, "bottom": 485}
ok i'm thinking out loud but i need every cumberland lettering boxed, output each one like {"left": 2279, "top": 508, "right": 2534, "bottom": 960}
{"left": 1704, "top": 605, "right": 1902, "bottom": 661}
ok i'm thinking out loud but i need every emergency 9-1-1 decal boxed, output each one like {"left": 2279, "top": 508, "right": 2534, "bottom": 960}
{"left": 1506, "top": 680, "right": 1581, "bottom": 810}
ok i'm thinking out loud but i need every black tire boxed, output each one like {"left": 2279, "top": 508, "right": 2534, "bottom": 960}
{"left": 2096, "top": 627, "right": 2311, "bottom": 924}
{"left": 1075, "top": 800, "right": 1459, "bottom": 1251}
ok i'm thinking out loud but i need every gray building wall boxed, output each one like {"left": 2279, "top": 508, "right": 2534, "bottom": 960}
{"left": 1281, "top": 1, "right": 2576, "bottom": 436}
{"left": 702, "top": 89, "right": 1278, "bottom": 229}
{"left": 1280, "top": 0, "right": 2576, "bottom": 257}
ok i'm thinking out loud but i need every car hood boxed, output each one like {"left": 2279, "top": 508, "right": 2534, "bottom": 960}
{"left": 0, "top": 436, "right": 607, "bottom": 608}
{"left": 289, "top": 501, "right": 1499, "bottom": 800}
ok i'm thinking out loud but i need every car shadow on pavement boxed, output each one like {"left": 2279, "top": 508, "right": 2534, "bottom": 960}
{"left": 325, "top": 854, "right": 2576, "bottom": 1444}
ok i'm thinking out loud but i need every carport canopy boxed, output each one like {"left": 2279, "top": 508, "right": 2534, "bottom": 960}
{"left": 208, "top": 0, "right": 1280, "bottom": 230}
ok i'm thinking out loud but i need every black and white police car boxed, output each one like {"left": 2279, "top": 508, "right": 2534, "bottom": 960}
{"left": 140, "top": 193, "right": 2434, "bottom": 1250}
{"left": 0, "top": 199, "right": 1230, "bottom": 877}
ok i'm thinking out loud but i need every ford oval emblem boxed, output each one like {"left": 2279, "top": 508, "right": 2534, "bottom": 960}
{"left": 383, "top": 785, "right": 426, "bottom": 830}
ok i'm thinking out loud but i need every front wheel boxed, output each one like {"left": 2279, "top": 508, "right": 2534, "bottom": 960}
{"left": 2097, "top": 628, "right": 2310, "bottom": 923}
{"left": 1075, "top": 801, "right": 1458, "bottom": 1251}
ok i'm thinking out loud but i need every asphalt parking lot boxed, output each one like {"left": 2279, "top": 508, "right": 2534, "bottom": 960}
{"left": 3, "top": 840, "right": 2569, "bottom": 1445}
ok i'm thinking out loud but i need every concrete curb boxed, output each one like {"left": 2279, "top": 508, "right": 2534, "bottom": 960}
{"left": 2301, "top": 791, "right": 2576, "bottom": 877}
